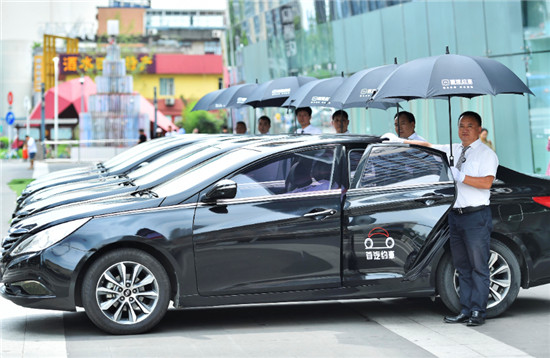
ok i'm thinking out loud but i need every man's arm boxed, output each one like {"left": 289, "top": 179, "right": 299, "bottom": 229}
{"left": 381, "top": 133, "right": 433, "bottom": 147}
{"left": 463, "top": 175, "right": 494, "bottom": 189}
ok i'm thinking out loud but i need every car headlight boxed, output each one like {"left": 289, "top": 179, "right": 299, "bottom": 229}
{"left": 11, "top": 218, "right": 91, "bottom": 256}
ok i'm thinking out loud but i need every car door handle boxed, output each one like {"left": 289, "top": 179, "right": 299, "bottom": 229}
{"left": 303, "top": 208, "right": 337, "bottom": 220}
{"left": 415, "top": 194, "right": 444, "bottom": 206}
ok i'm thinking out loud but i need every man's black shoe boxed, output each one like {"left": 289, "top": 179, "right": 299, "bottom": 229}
{"left": 467, "top": 311, "right": 485, "bottom": 326}
{"left": 444, "top": 312, "right": 469, "bottom": 323}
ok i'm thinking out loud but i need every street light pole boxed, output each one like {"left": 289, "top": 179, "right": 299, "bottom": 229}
{"left": 79, "top": 76, "right": 85, "bottom": 115}
{"left": 153, "top": 87, "right": 158, "bottom": 138}
{"left": 52, "top": 56, "right": 59, "bottom": 157}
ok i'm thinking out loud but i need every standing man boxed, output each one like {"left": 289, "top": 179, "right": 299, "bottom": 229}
{"left": 332, "top": 110, "right": 350, "bottom": 133}
{"left": 394, "top": 111, "right": 425, "bottom": 141}
{"left": 295, "top": 107, "right": 321, "bottom": 134}
{"left": 25, "top": 135, "right": 37, "bottom": 170}
{"left": 384, "top": 111, "right": 498, "bottom": 326}
{"left": 138, "top": 129, "right": 147, "bottom": 144}
{"left": 165, "top": 125, "right": 177, "bottom": 137}
{"left": 258, "top": 116, "right": 271, "bottom": 134}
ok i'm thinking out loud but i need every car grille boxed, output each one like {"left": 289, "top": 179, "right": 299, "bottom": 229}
{"left": 1, "top": 233, "right": 25, "bottom": 257}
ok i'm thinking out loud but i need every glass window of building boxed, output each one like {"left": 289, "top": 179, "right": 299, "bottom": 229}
{"left": 160, "top": 78, "right": 174, "bottom": 96}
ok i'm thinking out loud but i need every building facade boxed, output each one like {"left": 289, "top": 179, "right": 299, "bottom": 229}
{"left": 226, "top": 0, "right": 550, "bottom": 175}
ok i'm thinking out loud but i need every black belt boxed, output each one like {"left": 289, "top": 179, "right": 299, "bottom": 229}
{"left": 452, "top": 205, "right": 488, "bottom": 215}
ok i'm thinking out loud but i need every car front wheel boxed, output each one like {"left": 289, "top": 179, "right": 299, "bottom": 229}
{"left": 82, "top": 248, "right": 170, "bottom": 334}
{"left": 437, "top": 240, "right": 521, "bottom": 318}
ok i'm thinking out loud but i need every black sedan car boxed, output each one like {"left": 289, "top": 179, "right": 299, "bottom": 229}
{"left": 1, "top": 135, "right": 549, "bottom": 334}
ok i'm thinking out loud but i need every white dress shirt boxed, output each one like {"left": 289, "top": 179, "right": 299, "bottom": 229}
{"left": 296, "top": 125, "right": 322, "bottom": 134}
{"left": 408, "top": 132, "right": 426, "bottom": 141}
{"left": 434, "top": 139, "right": 498, "bottom": 208}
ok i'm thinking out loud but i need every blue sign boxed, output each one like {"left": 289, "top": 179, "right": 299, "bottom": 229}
{"left": 5, "top": 111, "right": 15, "bottom": 125}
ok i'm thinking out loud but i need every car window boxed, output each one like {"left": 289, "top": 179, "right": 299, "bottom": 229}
{"left": 355, "top": 146, "right": 450, "bottom": 189}
{"left": 231, "top": 148, "right": 338, "bottom": 198}
{"left": 348, "top": 149, "right": 365, "bottom": 182}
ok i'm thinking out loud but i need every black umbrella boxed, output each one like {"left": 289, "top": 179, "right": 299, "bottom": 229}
{"left": 372, "top": 47, "right": 533, "bottom": 165}
{"left": 245, "top": 76, "right": 317, "bottom": 108}
{"left": 207, "top": 83, "right": 259, "bottom": 110}
{"left": 328, "top": 63, "right": 401, "bottom": 109}
{"left": 281, "top": 76, "right": 347, "bottom": 108}
{"left": 191, "top": 89, "right": 224, "bottom": 111}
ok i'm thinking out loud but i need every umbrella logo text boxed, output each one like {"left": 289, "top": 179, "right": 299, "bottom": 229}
{"left": 441, "top": 78, "right": 474, "bottom": 89}
{"left": 272, "top": 88, "right": 291, "bottom": 96}
{"left": 359, "top": 88, "right": 376, "bottom": 97}
{"left": 311, "top": 96, "right": 330, "bottom": 104}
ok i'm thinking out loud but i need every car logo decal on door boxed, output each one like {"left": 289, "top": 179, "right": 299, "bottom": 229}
{"left": 364, "top": 227, "right": 395, "bottom": 261}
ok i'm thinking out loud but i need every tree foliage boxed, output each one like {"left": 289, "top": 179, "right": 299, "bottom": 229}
{"left": 176, "top": 101, "right": 226, "bottom": 134}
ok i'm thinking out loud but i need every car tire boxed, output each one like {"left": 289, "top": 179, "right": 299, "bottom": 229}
{"left": 437, "top": 240, "right": 521, "bottom": 318}
{"left": 81, "top": 248, "right": 170, "bottom": 334}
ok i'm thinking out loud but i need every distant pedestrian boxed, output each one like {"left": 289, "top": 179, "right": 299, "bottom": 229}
{"left": 25, "top": 135, "right": 37, "bottom": 170}
{"left": 165, "top": 125, "right": 177, "bottom": 137}
{"left": 479, "top": 128, "right": 494, "bottom": 151}
{"left": 138, "top": 129, "right": 147, "bottom": 144}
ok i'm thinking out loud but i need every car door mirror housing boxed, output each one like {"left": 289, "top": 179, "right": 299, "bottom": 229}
{"left": 203, "top": 179, "right": 237, "bottom": 202}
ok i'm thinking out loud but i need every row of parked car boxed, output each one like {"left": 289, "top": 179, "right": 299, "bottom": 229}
{"left": 1, "top": 134, "right": 550, "bottom": 334}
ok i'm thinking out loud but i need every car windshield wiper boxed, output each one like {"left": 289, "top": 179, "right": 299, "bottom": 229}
{"left": 134, "top": 189, "right": 158, "bottom": 198}
{"left": 123, "top": 179, "right": 136, "bottom": 187}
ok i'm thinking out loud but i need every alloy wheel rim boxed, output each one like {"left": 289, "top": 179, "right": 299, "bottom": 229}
{"left": 95, "top": 261, "right": 160, "bottom": 325}
{"left": 453, "top": 250, "right": 511, "bottom": 309}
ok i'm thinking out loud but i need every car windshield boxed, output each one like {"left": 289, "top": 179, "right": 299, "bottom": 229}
{"left": 106, "top": 141, "right": 182, "bottom": 173}
{"left": 154, "top": 147, "right": 262, "bottom": 198}
{"left": 102, "top": 137, "right": 176, "bottom": 168}
{"left": 129, "top": 141, "right": 215, "bottom": 181}
{"left": 133, "top": 145, "right": 223, "bottom": 185}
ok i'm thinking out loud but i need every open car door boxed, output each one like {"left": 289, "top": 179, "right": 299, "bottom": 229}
{"left": 343, "top": 144, "right": 456, "bottom": 292}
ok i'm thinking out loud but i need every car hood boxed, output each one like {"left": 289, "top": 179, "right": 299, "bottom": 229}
{"left": 22, "top": 176, "right": 127, "bottom": 205}
{"left": 29, "top": 165, "right": 98, "bottom": 184}
{"left": 23, "top": 171, "right": 108, "bottom": 195}
{"left": 17, "top": 182, "right": 135, "bottom": 217}
{"left": 9, "top": 195, "right": 164, "bottom": 236}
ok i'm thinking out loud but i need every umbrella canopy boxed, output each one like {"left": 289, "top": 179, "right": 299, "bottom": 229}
{"left": 192, "top": 89, "right": 224, "bottom": 111}
{"left": 281, "top": 76, "right": 346, "bottom": 108}
{"left": 373, "top": 53, "right": 533, "bottom": 100}
{"left": 372, "top": 49, "right": 533, "bottom": 165}
{"left": 208, "top": 83, "right": 258, "bottom": 110}
{"left": 245, "top": 76, "right": 317, "bottom": 108}
{"left": 328, "top": 64, "right": 401, "bottom": 109}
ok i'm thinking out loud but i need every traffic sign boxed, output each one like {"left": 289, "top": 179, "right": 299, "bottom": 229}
{"left": 7, "top": 91, "right": 13, "bottom": 105}
{"left": 6, "top": 111, "right": 15, "bottom": 125}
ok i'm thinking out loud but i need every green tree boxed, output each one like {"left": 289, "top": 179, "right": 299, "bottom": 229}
{"left": 176, "top": 101, "right": 226, "bottom": 134}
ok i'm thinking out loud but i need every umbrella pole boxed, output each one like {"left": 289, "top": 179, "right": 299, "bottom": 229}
{"left": 396, "top": 104, "right": 400, "bottom": 138}
{"left": 293, "top": 108, "right": 298, "bottom": 134}
{"left": 253, "top": 108, "right": 257, "bottom": 134}
{"left": 448, "top": 96, "right": 454, "bottom": 166}
{"left": 340, "top": 106, "right": 344, "bottom": 133}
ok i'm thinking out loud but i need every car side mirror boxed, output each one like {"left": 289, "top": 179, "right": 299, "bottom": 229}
{"left": 202, "top": 179, "right": 237, "bottom": 202}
